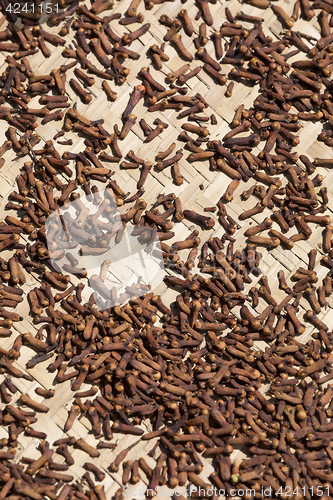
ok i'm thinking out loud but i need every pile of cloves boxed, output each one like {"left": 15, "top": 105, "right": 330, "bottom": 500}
{"left": 2, "top": 0, "right": 333, "bottom": 498}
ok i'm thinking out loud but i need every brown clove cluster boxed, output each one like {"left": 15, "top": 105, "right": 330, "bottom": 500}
{"left": 2, "top": 0, "right": 333, "bottom": 498}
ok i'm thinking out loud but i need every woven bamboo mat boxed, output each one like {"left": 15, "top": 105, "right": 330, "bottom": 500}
{"left": 0, "top": 0, "right": 332, "bottom": 498}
